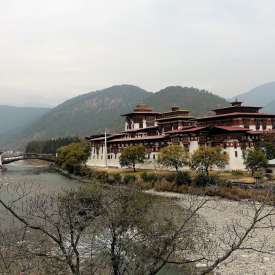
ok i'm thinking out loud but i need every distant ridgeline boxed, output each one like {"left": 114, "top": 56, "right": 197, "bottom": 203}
{"left": 25, "top": 137, "right": 80, "bottom": 155}
{"left": 0, "top": 85, "right": 230, "bottom": 150}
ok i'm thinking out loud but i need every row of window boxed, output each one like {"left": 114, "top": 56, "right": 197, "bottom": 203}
{"left": 92, "top": 153, "right": 157, "bottom": 160}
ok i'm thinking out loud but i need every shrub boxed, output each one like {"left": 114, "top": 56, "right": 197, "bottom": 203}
{"left": 155, "top": 179, "right": 174, "bottom": 192}
{"left": 106, "top": 174, "right": 116, "bottom": 185}
{"left": 231, "top": 170, "right": 245, "bottom": 177}
{"left": 123, "top": 174, "right": 136, "bottom": 185}
{"left": 72, "top": 164, "right": 81, "bottom": 176}
{"left": 194, "top": 174, "right": 219, "bottom": 187}
{"left": 140, "top": 172, "right": 158, "bottom": 183}
{"left": 164, "top": 173, "right": 176, "bottom": 183}
{"left": 95, "top": 171, "right": 108, "bottom": 183}
{"left": 79, "top": 166, "right": 92, "bottom": 177}
{"left": 113, "top": 173, "right": 122, "bottom": 184}
{"left": 135, "top": 178, "right": 153, "bottom": 190}
{"left": 175, "top": 171, "right": 192, "bottom": 186}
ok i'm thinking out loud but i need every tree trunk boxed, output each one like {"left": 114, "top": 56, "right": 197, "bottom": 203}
{"left": 111, "top": 233, "right": 120, "bottom": 275}
{"left": 205, "top": 166, "right": 209, "bottom": 176}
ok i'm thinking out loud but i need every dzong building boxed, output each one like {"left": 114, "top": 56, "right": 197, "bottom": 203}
{"left": 87, "top": 101, "right": 275, "bottom": 171}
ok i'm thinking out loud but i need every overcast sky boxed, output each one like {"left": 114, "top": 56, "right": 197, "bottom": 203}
{"left": 1, "top": 0, "right": 275, "bottom": 107}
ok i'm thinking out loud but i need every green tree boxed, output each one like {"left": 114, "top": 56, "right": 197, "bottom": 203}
{"left": 191, "top": 147, "right": 229, "bottom": 176}
{"left": 244, "top": 148, "right": 268, "bottom": 176}
{"left": 259, "top": 141, "right": 275, "bottom": 160}
{"left": 56, "top": 141, "right": 90, "bottom": 174}
{"left": 25, "top": 137, "right": 80, "bottom": 155}
{"left": 119, "top": 145, "right": 146, "bottom": 172}
{"left": 158, "top": 144, "right": 189, "bottom": 172}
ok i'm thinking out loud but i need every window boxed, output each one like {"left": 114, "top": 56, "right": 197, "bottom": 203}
{"left": 235, "top": 151, "right": 238, "bottom": 158}
{"left": 256, "top": 120, "right": 261, "bottom": 130}
{"left": 243, "top": 119, "right": 250, "bottom": 129}
{"left": 263, "top": 120, "right": 267, "bottom": 130}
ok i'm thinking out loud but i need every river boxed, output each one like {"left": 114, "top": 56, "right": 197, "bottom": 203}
{"left": 0, "top": 160, "right": 77, "bottom": 193}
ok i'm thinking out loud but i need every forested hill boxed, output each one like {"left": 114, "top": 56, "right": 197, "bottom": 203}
{"left": 2, "top": 85, "right": 151, "bottom": 149}
{"left": 145, "top": 86, "right": 229, "bottom": 116}
{"left": 1, "top": 85, "right": 229, "bottom": 149}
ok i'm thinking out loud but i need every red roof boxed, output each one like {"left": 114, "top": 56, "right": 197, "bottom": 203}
{"left": 165, "top": 126, "right": 198, "bottom": 134}
{"left": 109, "top": 135, "right": 167, "bottom": 142}
{"left": 89, "top": 133, "right": 124, "bottom": 141}
{"left": 167, "top": 126, "right": 250, "bottom": 135}
{"left": 215, "top": 126, "right": 249, "bottom": 132}
{"left": 197, "top": 112, "right": 275, "bottom": 120}
{"left": 121, "top": 111, "right": 160, "bottom": 116}
{"left": 122, "top": 126, "right": 158, "bottom": 133}
{"left": 167, "top": 127, "right": 207, "bottom": 134}
{"left": 248, "top": 130, "right": 275, "bottom": 135}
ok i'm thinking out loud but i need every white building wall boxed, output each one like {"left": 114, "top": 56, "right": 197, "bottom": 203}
{"left": 87, "top": 148, "right": 162, "bottom": 169}
{"left": 189, "top": 140, "right": 199, "bottom": 155}
{"left": 87, "top": 141, "right": 248, "bottom": 172}
{"left": 143, "top": 119, "right": 147, "bottom": 128}
{"left": 224, "top": 146, "right": 246, "bottom": 171}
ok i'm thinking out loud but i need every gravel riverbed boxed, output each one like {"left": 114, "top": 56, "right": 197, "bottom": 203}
{"left": 146, "top": 190, "right": 275, "bottom": 275}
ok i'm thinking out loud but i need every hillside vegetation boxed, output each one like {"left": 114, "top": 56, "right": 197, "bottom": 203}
{"left": 1, "top": 85, "right": 229, "bottom": 149}
{"left": 146, "top": 86, "right": 229, "bottom": 116}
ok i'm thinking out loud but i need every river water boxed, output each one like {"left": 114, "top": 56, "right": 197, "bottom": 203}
{"left": 0, "top": 160, "right": 77, "bottom": 194}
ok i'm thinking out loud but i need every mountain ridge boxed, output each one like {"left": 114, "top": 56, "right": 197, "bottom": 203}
{"left": 0, "top": 105, "right": 50, "bottom": 135}
{"left": 0, "top": 84, "right": 229, "bottom": 150}
{"left": 229, "top": 81, "right": 275, "bottom": 107}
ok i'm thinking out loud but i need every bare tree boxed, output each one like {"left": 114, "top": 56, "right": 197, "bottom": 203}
{"left": 1, "top": 183, "right": 275, "bottom": 275}
{"left": 0, "top": 184, "right": 104, "bottom": 275}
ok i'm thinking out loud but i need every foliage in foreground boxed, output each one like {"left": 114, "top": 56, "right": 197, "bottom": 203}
{"left": 0, "top": 186, "right": 207, "bottom": 275}
{"left": 1, "top": 183, "right": 275, "bottom": 275}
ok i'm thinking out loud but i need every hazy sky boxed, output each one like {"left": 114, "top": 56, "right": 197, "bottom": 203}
{"left": 1, "top": 0, "right": 275, "bottom": 107}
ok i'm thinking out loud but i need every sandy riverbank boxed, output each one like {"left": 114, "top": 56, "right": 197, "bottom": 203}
{"left": 146, "top": 190, "right": 275, "bottom": 275}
